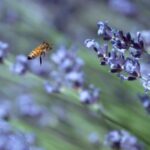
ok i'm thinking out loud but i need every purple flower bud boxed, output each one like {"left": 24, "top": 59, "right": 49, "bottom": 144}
{"left": 84, "top": 39, "right": 100, "bottom": 52}
{"left": 124, "top": 58, "right": 141, "bottom": 78}
{"left": 97, "top": 21, "right": 112, "bottom": 40}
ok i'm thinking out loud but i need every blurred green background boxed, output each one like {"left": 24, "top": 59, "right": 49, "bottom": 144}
{"left": 0, "top": 0, "right": 150, "bottom": 150}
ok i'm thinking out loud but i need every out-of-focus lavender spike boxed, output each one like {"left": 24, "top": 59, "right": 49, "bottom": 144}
{"left": 10, "top": 55, "right": 28, "bottom": 75}
{"left": 108, "top": 0, "right": 137, "bottom": 17}
{"left": 65, "top": 71, "right": 84, "bottom": 88}
{"left": 105, "top": 130, "right": 143, "bottom": 150}
{"left": 51, "top": 46, "right": 66, "bottom": 64}
{"left": 0, "top": 41, "right": 8, "bottom": 49}
{"left": 0, "top": 120, "right": 45, "bottom": 149}
{"left": 44, "top": 81, "right": 61, "bottom": 94}
{"left": 79, "top": 85, "right": 100, "bottom": 104}
{"left": 16, "top": 95, "right": 44, "bottom": 118}
{"left": 50, "top": 46, "right": 85, "bottom": 89}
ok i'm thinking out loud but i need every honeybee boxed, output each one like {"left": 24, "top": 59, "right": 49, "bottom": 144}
{"left": 27, "top": 41, "right": 52, "bottom": 65}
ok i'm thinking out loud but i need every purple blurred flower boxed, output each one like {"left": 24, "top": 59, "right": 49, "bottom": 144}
{"left": 65, "top": 71, "right": 84, "bottom": 88}
{"left": 29, "top": 59, "right": 52, "bottom": 77}
{"left": 16, "top": 95, "right": 45, "bottom": 118}
{"left": 11, "top": 55, "right": 28, "bottom": 75}
{"left": 108, "top": 0, "right": 137, "bottom": 17}
{"left": 0, "top": 119, "right": 44, "bottom": 150}
{"left": 49, "top": 46, "right": 85, "bottom": 89}
{"left": 79, "top": 84, "right": 100, "bottom": 104}
{"left": 105, "top": 130, "right": 143, "bottom": 150}
{"left": 6, "top": 133, "right": 29, "bottom": 150}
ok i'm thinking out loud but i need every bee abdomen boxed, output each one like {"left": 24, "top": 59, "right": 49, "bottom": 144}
{"left": 28, "top": 50, "right": 41, "bottom": 59}
{"left": 27, "top": 55, "right": 32, "bottom": 60}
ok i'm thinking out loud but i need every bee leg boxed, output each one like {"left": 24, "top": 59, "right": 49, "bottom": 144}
{"left": 40, "top": 56, "right": 42, "bottom": 65}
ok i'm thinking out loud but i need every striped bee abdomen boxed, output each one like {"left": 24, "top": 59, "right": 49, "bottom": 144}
{"left": 27, "top": 48, "right": 42, "bottom": 60}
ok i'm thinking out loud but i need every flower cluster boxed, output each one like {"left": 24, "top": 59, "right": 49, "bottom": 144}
{"left": 0, "top": 41, "right": 8, "bottom": 63}
{"left": 0, "top": 119, "right": 44, "bottom": 150}
{"left": 50, "top": 46, "right": 84, "bottom": 89}
{"left": 45, "top": 46, "right": 101, "bottom": 104}
{"left": 10, "top": 46, "right": 100, "bottom": 105}
{"left": 85, "top": 21, "right": 145, "bottom": 81}
{"left": 16, "top": 95, "right": 67, "bottom": 127}
{"left": 105, "top": 130, "right": 143, "bottom": 150}
{"left": 17, "top": 95, "right": 45, "bottom": 119}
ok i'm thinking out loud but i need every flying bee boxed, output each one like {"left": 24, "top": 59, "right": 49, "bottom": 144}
{"left": 27, "top": 41, "right": 52, "bottom": 65}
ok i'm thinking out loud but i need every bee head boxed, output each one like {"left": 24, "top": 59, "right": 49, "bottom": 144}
{"left": 42, "top": 41, "right": 53, "bottom": 50}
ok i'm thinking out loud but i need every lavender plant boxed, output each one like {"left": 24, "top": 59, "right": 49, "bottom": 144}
{"left": 0, "top": 119, "right": 44, "bottom": 150}
{"left": 85, "top": 21, "right": 146, "bottom": 81}
{"left": 105, "top": 130, "right": 143, "bottom": 150}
